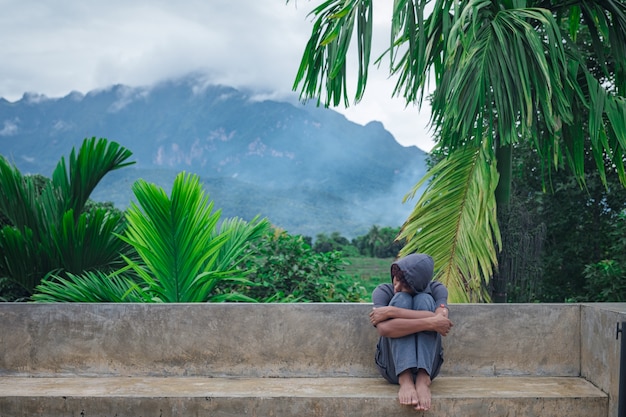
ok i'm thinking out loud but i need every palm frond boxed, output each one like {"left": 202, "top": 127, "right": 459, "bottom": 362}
{"left": 121, "top": 172, "right": 226, "bottom": 302}
{"left": 0, "top": 226, "right": 54, "bottom": 292}
{"left": 432, "top": 5, "right": 571, "bottom": 149}
{"left": 0, "top": 157, "right": 43, "bottom": 236}
{"left": 120, "top": 172, "right": 268, "bottom": 303}
{"left": 189, "top": 216, "right": 272, "bottom": 298}
{"left": 0, "top": 138, "right": 134, "bottom": 296}
{"left": 398, "top": 142, "right": 500, "bottom": 302}
{"left": 293, "top": 0, "right": 373, "bottom": 106}
{"left": 32, "top": 270, "right": 145, "bottom": 303}
{"left": 212, "top": 216, "right": 271, "bottom": 272}
{"left": 51, "top": 208, "right": 130, "bottom": 274}
{"left": 50, "top": 137, "right": 134, "bottom": 216}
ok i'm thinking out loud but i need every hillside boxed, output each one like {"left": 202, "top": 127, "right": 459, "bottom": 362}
{"left": 0, "top": 76, "right": 429, "bottom": 238}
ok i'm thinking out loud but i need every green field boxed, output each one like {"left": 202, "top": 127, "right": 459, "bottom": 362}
{"left": 342, "top": 257, "right": 393, "bottom": 302}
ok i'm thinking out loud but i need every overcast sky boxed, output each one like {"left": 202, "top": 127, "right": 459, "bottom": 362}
{"left": 0, "top": 0, "right": 435, "bottom": 151}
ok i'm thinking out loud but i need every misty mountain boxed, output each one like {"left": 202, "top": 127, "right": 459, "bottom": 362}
{"left": 0, "top": 75, "right": 429, "bottom": 238}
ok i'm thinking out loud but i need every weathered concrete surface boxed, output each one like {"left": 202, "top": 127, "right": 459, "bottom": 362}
{"left": 0, "top": 303, "right": 377, "bottom": 378}
{"left": 0, "top": 302, "right": 621, "bottom": 416}
{"left": 0, "top": 303, "right": 581, "bottom": 378}
{"left": 0, "top": 376, "right": 607, "bottom": 417}
{"left": 441, "top": 303, "right": 580, "bottom": 377}
{"left": 581, "top": 303, "right": 626, "bottom": 417}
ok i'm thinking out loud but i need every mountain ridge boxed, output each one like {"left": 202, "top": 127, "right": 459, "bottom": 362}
{"left": 0, "top": 76, "right": 428, "bottom": 238}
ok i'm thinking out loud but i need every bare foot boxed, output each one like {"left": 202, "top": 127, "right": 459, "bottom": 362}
{"left": 414, "top": 369, "right": 432, "bottom": 411}
{"left": 398, "top": 370, "right": 418, "bottom": 406}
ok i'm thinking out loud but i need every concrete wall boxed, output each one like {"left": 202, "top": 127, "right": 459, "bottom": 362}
{"left": 441, "top": 303, "right": 580, "bottom": 377}
{"left": 581, "top": 303, "right": 626, "bottom": 417}
{"left": 3, "top": 303, "right": 626, "bottom": 415}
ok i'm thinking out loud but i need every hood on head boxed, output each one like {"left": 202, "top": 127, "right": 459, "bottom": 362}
{"left": 391, "top": 253, "right": 434, "bottom": 293}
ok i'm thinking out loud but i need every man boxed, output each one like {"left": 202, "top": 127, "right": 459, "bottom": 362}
{"left": 369, "top": 253, "right": 453, "bottom": 411}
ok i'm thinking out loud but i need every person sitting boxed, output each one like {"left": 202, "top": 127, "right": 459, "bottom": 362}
{"left": 369, "top": 253, "right": 453, "bottom": 411}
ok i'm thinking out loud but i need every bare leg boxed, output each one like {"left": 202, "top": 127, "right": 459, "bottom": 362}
{"left": 397, "top": 370, "right": 418, "bottom": 407}
{"left": 414, "top": 369, "right": 432, "bottom": 411}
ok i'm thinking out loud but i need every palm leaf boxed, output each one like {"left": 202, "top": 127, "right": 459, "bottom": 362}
{"left": 398, "top": 142, "right": 501, "bottom": 302}
{"left": 50, "top": 137, "right": 134, "bottom": 216}
{"left": 0, "top": 138, "right": 134, "bottom": 295}
{"left": 433, "top": 5, "right": 571, "bottom": 150}
{"left": 120, "top": 172, "right": 264, "bottom": 302}
{"left": 293, "top": 0, "right": 373, "bottom": 107}
{"left": 51, "top": 208, "right": 130, "bottom": 274}
{"left": 212, "top": 216, "right": 271, "bottom": 272}
{"left": 0, "top": 226, "right": 54, "bottom": 292}
{"left": 32, "top": 270, "right": 146, "bottom": 303}
{"left": 0, "top": 157, "right": 44, "bottom": 237}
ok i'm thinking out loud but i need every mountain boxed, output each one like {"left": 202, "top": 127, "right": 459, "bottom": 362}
{"left": 0, "top": 75, "right": 429, "bottom": 238}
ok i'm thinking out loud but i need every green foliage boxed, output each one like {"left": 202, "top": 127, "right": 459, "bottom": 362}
{"left": 0, "top": 138, "right": 134, "bottom": 297}
{"left": 343, "top": 256, "right": 393, "bottom": 302}
{"left": 398, "top": 143, "right": 501, "bottom": 303}
{"left": 313, "top": 231, "right": 359, "bottom": 256}
{"left": 583, "top": 260, "right": 626, "bottom": 302}
{"left": 351, "top": 225, "right": 404, "bottom": 258}
{"left": 580, "top": 212, "right": 626, "bottom": 302}
{"left": 32, "top": 271, "right": 147, "bottom": 303}
{"left": 493, "top": 138, "right": 626, "bottom": 303}
{"left": 220, "top": 229, "right": 367, "bottom": 302}
{"left": 290, "top": 0, "right": 626, "bottom": 303}
{"left": 34, "top": 172, "right": 270, "bottom": 303}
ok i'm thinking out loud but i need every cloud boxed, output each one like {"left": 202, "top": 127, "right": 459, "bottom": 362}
{"left": 0, "top": 0, "right": 435, "bottom": 151}
{"left": 0, "top": 119, "right": 19, "bottom": 136}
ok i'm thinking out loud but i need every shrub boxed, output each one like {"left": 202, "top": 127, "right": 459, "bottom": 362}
{"left": 220, "top": 228, "right": 367, "bottom": 302}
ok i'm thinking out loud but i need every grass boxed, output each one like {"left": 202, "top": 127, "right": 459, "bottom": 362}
{"left": 342, "top": 257, "right": 393, "bottom": 302}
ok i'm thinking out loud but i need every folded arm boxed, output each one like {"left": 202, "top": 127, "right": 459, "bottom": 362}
{"left": 370, "top": 306, "right": 452, "bottom": 338}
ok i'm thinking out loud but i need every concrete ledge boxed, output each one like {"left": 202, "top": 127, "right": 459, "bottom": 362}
{"left": 0, "top": 376, "right": 607, "bottom": 417}
{"left": 0, "top": 303, "right": 582, "bottom": 378}
{"left": 1, "top": 302, "right": 623, "bottom": 416}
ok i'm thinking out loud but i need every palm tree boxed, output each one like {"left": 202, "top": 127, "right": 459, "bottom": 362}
{"left": 0, "top": 137, "right": 134, "bottom": 297}
{"left": 33, "top": 172, "right": 271, "bottom": 302}
{"left": 288, "top": 0, "right": 626, "bottom": 301}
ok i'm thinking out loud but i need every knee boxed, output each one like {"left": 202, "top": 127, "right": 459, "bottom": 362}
{"left": 413, "top": 292, "right": 436, "bottom": 311}
{"left": 389, "top": 292, "right": 413, "bottom": 309}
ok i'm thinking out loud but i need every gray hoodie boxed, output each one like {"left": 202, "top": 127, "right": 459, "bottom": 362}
{"left": 391, "top": 253, "right": 435, "bottom": 293}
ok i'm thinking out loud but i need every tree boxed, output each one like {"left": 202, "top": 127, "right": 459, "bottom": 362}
{"left": 0, "top": 137, "right": 134, "bottom": 298}
{"left": 352, "top": 225, "right": 404, "bottom": 258}
{"left": 489, "top": 137, "right": 626, "bottom": 303}
{"left": 288, "top": 0, "right": 626, "bottom": 302}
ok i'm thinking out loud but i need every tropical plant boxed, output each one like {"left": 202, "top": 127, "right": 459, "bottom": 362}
{"left": 33, "top": 172, "right": 271, "bottom": 302}
{"left": 218, "top": 228, "right": 366, "bottom": 302}
{"left": 288, "top": 0, "right": 626, "bottom": 302}
{"left": 578, "top": 210, "right": 626, "bottom": 302}
{"left": 0, "top": 137, "right": 134, "bottom": 297}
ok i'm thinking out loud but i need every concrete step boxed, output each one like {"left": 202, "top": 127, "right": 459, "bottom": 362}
{"left": 0, "top": 376, "right": 607, "bottom": 417}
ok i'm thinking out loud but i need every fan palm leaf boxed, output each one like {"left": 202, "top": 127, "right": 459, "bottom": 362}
{"left": 121, "top": 172, "right": 224, "bottom": 302}
{"left": 51, "top": 208, "right": 130, "bottom": 274}
{"left": 0, "top": 157, "right": 46, "bottom": 240}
